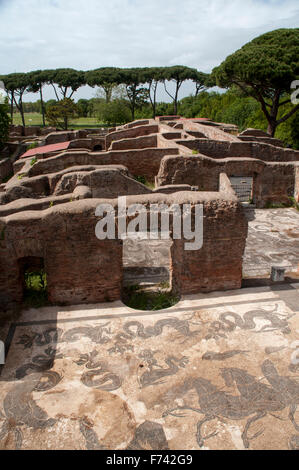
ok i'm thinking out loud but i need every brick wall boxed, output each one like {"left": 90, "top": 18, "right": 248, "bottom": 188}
{"left": 177, "top": 139, "right": 299, "bottom": 162}
{"left": 106, "top": 125, "right": 159, "bottom": 150}
{"left": 28, "top": 148, "right": 180, "bottom": 182}
{"left": 156, "top": 155, "right": 298, "bottom": 208}
{"left": 0, "top": 188, "right": 248, "bottom": 315}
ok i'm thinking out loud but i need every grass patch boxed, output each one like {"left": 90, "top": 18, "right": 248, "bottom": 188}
{"left": 289, "top": 197, "right": 299, "bottom": 211}
{"left": 11, "top": 112, "right": 105, "bottom": 128}
{"left": 23, "top": 270, "right": 49, "bottom": 309}
{"left": 135, "top": 175, "right": 155, "bottom": 190}
{"left": 264, "top": 197, "right": 299, "bottom": 210}
{"left": 27, "top": 142, "right": 39, "bottom": 150}
{"left": 123, "top": 284, "right": 180, "bottom": 311}
{"left": 264, "top": 200, "right": 292, "bottom": 209}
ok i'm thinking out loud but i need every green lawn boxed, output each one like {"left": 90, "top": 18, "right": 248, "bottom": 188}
{"left": 11, "top": 112, "right": 103, "bottom": 128}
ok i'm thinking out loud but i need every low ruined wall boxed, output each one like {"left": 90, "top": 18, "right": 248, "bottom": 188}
{"left": 53, "top": 169, "right": 152, "bottom": 198}
{"left": 177, "top": 139, "right": 299, "bottom": 162}
{"left": 239, "top": 136, "right": 284, "bottom": 147}
{"left": 172, "top": 202, "right": 247, "bottom": 294}
{"left": 68, "top": 137, "right": 106, "bottom": 151}
{"left": 110, "top": 134, "right": 158, "bottom": 151}
{"left": 0, "top": 189, "right": 248, "bottom": 314}
{"left": 106, "top": 124, "right": 159, "bottom": 150}
{"left": 125, "top": 120, "right": 150, "bottom": 129}
{"left": 157, "top": 154, "right": 298, "bottom": 208}
{"left": 10, "top": 125, "right": 57, "bottom": 137}
{"left": 44, "top": 130, "right": 90, "bottom": 145}
{"left": 28, "top": 148, "right": 180, "bottom": 182}
{"left": 0, "top": 202, "right": 123, "bottom": 313}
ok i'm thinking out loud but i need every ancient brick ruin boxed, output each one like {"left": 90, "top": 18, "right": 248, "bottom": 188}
{"left": 0, "top": 117, "right": 298, "bottom": 315}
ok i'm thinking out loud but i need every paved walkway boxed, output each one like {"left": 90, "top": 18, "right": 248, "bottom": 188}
{"left": 0, "top": 284, "right": 299, "bottom": 450}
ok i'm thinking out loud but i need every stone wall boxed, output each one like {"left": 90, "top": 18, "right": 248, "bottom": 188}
{"left": 0, "top": 184, "right": 248, "bottom": 315}
{"left": 10, "top": 125, "right": 57, "bottom": 137}
{"left": 106, "top": 124, "right": 159, "bottom": 150}
{"left": 0, "top": 202, "right": 123, "bottom": 313}
{"left": 0, "top": 166, "right": 151, "bottom": 205}
{"left": 156, "top": 154, "right": 299, "bottom": 207}
{"left": 110, "top": 134, "right": 158, "bottom": 151}
{"left": 28, "top": 148, "right": 180, "bottom": 182}
{"left": 177, "top": 139, "right": 299, "bottom": 162}
{"left": 53, "top": 168, "right": 152, "bottom": 198}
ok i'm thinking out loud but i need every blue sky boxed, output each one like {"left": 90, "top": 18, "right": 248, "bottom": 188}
{"left": 0, "top": 0, "right": 298, "bottom": 101}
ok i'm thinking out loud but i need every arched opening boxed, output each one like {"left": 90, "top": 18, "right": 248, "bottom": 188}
{"left": 18, "top": 256, "right": 48, "bottom": 308}
{"left": 93, "top": 144, "right": 103, "bottom": 152}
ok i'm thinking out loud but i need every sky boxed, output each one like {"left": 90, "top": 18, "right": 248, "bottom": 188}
{"left": 0, "top": 0, "right": 298, "bottom": 102}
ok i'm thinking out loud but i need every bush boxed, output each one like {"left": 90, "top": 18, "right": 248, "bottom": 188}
{"left": 27, "top": 142, "right": 39, "bottom": 150}
{"left": 46, "top": 98, "right": 78, "bottom": 130}
{"left": 97, "top": 99, "right": 131, "bottom": 126}
{"left": 123, "top": 284, "right": 180, "bottom": 311}
{"left": 23, "top": 270, "right": 48, "bottom": 308}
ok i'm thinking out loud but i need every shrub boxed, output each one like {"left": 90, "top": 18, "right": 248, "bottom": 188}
{"left": 123, "top": 284, "right": 180, "bottom": 311}
{"left": 23, "top": 270, "right": 48, "bottom": 309}
{"left": 46, "top": 98, "right": 78, "bottom": 130}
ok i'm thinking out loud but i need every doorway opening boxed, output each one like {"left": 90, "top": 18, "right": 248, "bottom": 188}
{"left": 93, "top": 144, "right": 103, "bottom": 151}
{"left": 229, "top": 176, "right": 253, "bottom": 203}
{"left": 122, "top": 233, "right": 180, "bottom": 311}
{"left": 18, "top": 257, "right": 48, "bottom": 308}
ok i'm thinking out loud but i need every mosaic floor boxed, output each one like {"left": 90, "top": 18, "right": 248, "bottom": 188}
{"left": 0, "top": 284, "right": 299, "bottom": 450}
{"left": 243, "top": 208, "right": 299, "bottom": 277}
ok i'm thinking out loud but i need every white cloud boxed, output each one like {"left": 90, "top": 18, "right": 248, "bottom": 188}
{"left": 0, "top": 0, "right": 298, "bottom": 101}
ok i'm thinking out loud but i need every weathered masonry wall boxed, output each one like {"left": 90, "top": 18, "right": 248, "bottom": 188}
{"left": 0, "top": 203, "right": 123, "bottom": 313}
{"left": 157, "top": 155, "right": 299, "bottom": 207}
{"left": 0, "top": 183, "right": 248, "bottom": 315}
{"left": 0, "top": 166, "right": 152, "bottom": 206}
{"left": 177, "top": 139, "right": 299, "bottom": 162}
{"left": 0, "top": 158, "right": 13, "bottom": 183}
{"left": 110, "top": 134, "right": 158, "bottom": 151}
{"left": 28, "top": 148, "right": 180, "bottom": 182}
{"left": 106, "top": 124, "right": 159, "bottom": 150}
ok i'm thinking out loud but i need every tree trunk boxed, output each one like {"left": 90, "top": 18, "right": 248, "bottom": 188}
{"left": 149, "top": 81, "right": 158, "bottom": 119}
{"left": 174, "top": 81, "right": 181, "bottom": 115}
{"left": 20, "top": 106, "right": 25, "bottom": 127}
{"left": 40, "top": 86, "right": 45, "bottom": 127}
{"left": 10, "top": 92, "right": 14, "bottom": 124}
{"left": 14, "top": 96, "right": 25, "bottom": 127}
{"left": 267, "top": 121, "right": 277, "bottom": 137}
